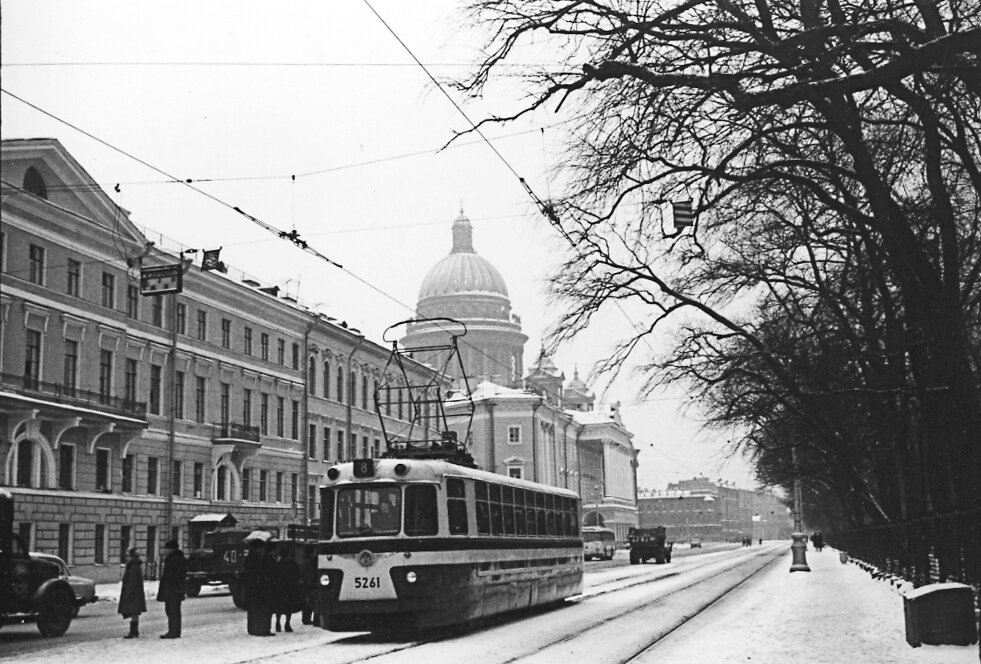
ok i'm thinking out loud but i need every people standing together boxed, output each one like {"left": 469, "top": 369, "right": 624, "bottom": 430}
{"left": 117, "top": 537, "right": 316, "bottom": 639}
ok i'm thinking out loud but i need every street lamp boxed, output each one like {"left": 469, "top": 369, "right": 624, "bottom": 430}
{"left": 789, "top": 444, "right": 811, "bottom": 572}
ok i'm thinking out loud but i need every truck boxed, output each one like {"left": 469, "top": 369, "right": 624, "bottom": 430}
{"left": 1, "top": 488, "right": 77, "bottom": 636}
{"left": 627, "top": 526, "right": 673, "bottom": 564}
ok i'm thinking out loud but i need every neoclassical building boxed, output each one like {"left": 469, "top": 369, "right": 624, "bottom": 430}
{"left": 401, "top": 211, "right": 640, "bottom": 540}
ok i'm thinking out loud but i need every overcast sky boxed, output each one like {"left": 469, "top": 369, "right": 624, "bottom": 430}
{"left": 1, "top": 0, "right": 758, "bottom": 492}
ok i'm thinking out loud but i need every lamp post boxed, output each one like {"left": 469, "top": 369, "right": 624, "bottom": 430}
{"left": 789, "top": 444, "right": 811, "bottom": 572}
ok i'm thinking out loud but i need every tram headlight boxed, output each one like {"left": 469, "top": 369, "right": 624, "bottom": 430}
{"left": 319, "top": 574, "right": 331, "bottom": 587}
{"left": 405, "top": 570, "right": 417, "bottom": 584}
{"left": 394, "top": 463, "right": 408, "bottom": 476}
{"left": 326, "top": 467, "right": 340, "bottom": 480}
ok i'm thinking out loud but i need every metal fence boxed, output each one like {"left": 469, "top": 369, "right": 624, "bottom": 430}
{"left": 829, "top": 509, "right": 980, "bottom": 589}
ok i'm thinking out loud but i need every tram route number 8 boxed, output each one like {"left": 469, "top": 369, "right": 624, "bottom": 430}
{"left": 354, "top": 576, "right": 380, "bottom": 589}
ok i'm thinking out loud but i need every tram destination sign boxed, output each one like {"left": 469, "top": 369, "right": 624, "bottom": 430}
{"left": 140, "top": 264, "right": 183, "bottom": 295}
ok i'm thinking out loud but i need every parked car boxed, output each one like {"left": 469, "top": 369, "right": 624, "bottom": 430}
{"left": 30, "top": 553, "right": 97, "bottom": 618}
{"left": 689, "top": 537, "right": 702, "bottom": 549}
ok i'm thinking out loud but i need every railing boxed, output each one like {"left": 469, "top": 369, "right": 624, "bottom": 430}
{"left": 212, "top": 421, "right": 261, "bottom": 443}
{"left": 0, "top": 371, "right": 147, "bottom": 419}
{"left": 830, "top": 509, "right": 980, "bottom": 589}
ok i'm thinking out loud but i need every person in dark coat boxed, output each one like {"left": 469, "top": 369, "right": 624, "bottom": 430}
{"left": 244, "top": 539, "right": 275, "bottom": 636}
{"left": 273, "top": 545, "right": 301, "bottom": 632}
{"left": 156, "top": 539, "right": 187, "bottom": 638}
{"left": 118, "top": 547, "right": 147, "bottom": 638}
{"left": 298, "top": 544, "right": 319, "bottom": 626}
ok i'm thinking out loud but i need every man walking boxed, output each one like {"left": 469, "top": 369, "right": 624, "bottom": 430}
{"left": 157, "top": 538, "right": 187, "bottom": 638}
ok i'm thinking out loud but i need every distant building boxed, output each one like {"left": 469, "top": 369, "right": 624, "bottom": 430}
{"left": 402, "top": 210, "right": 640, "bottom": 541}
{"left": 0, "top": 138, "right": 438, "bottom": 581}
{"left": 637, "top": 477, "right": 792, "bottom": 543}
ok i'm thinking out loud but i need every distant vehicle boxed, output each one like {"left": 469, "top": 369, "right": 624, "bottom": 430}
{"left": 1, "top": 489, "right": 76, "bottom": 636}
{"left": 627, "top": 526, "right": 673, "bottom": 564}
{"left": 29, "top": 553, "right": 97, "bottom": 618}
{"left": 582, "top": 526, "right": 616, "bottom": 560}
{"left": 689, "top": 537, "right": 702, "bottom": 549}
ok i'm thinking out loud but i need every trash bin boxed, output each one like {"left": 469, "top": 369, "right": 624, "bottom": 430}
{"left": 903, "top": 582, "right": 978, "bottom": 647}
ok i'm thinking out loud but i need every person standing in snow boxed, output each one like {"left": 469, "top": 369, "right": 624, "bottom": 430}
{"left": 156, "top": 539, "right": 187, "bottom": 638}
{"left": 118, "top": 547, "right": 147, "bottom": 639}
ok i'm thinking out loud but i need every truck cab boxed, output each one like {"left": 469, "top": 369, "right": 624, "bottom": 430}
{"left": 1, "top": 488, "right": 76, "bottom": 636}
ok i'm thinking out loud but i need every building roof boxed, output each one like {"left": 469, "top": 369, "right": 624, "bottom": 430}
{"left": 418, "top": 210, "right": 509, "bottom": 301}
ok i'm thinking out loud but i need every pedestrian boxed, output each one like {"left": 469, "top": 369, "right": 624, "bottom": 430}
{"left": 118, "top": 547, "right": 147, "bottom": 639}
{"left": 299, "top": 544, "right": 319, "bottom": 626}
{"left": 244, "top": 538, "right": 275, "bottom": 636}
{"left": 273, "top": 545, "right": 301, "bottom": 632}
{"left": 156, "top": 538, "right": 187, "bottom": 639}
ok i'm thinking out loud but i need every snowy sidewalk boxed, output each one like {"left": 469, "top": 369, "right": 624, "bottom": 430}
{"left": 639, "top": 546, "right": 978, "bottom": 664}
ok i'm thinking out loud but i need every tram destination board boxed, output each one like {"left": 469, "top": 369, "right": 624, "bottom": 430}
{"left": 140, "top": 264, "right": 183, "bottom": 295}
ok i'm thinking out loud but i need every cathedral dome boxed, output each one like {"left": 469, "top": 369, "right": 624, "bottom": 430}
{"left": 418, "top": 211, "right": 509, "bottom": 301}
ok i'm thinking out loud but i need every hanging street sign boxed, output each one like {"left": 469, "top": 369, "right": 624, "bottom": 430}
{"left": 140, "top": 264, "right": 183, "bottom": 295}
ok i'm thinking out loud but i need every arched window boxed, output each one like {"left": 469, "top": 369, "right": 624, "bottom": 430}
{"left": 17, "top": 439, "right": 36, "bottom": 487}
{"left": 398, "top": 384, "right": 404, "bottom": 420}
{"left": 336, "top": 366, "right": 344, "bottom": 403}
{"left": 216, "top": 465, "right": 227, "bottom": 501}
{"left": 308, "top": 357, "right": 317, "bottom": 397}
{"left": 362, "top": 375, "right": 369, "bottom": 410}
{"left": 323, "top": 360, "right": 330, "bottom": 399}
{"left": 23, "top": 166, "right": 47, "bottom": 199}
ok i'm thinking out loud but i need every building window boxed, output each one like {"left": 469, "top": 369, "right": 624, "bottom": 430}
{"left": 323, "top": 361, "right": 330, "bottom": 398}
{"left": 277, "top": 339, "right": 285, "bottom": 365}
{"left": 308, "top": 423, "right": 317, "bottom": 459}
{"left": 336, "top": 429, "right": 345, "bottom": 461}
{"left": 243, "top": 388, "right": 253, "bottom": 427}
{"left": 66, "top": 259, "right": 81, "bottom": 296}
{"left": 508, "top": 466, "right": 523, "bottom": 479}
{"left": 374, "top": 438, "right": 381, "bottom": 458}
{"left": 276, "top": 397, "right": 285, "bottom": 437}
{"left": 244, "top": 327, "right": 253, "bottom": 355}
{"left": 386, "top": 386, "right": 392, "bottom": 416}
{"left": 119, "top": 525, "right": 132, "bottom": 563}
{"left": 124, "top": 358, "right": 138, "bottom": 405}
{"left": 216, "top": 465, "right": 227, "bottom": 501}
{"left": 195, "top": 376, "right": 206, "bottom": 423}
{"left": 146, "top": 526, "right": 157, "bottom": 562}
{"left": 176, "top": 303, "right": 186, "bottom": 335}
{"left": 122, "top": 455, "right": 133, "bottom": 493}
{"left": 308, "top": 484, "right": 316, "bottom": 519}
{"left": 193, "top": 462, "right": 204, "bottom": 498}
{"left": 323, "top": 427, "right": 331, "bottom": 461}
{"left": 149, "top": 364, "right": 162, "bottom": 414}
{"left": 291, "top": 400, "right": 300, "bottom": 439}
{"left": 308, "top": 357, "right": 317, "bottom": 397}
{"left": 28, "top": 244, "right": 45, "bottom": 285}
{"left": 259, "top": 470, "right": 267, "bottom": 502}
{"left": 58, "top": 524, "right": 71, "bottom": 563}
{"left": 276, "top": 471, "right": 283, "bottom": 502}
{"left": 220, "top": 382, "right": 230, "bottom": 425}
{"left": 336, "top": 367, "right": 344, "bottom": 403}
{"left": 63, "top": 339, "right": 78, "bottom": 396}
{"left": 508, "top": 426, "right": 522, "bottom": 444}
{"left": 24, "top": 165, "right": 48, "bottom": 198}
{"left": 174, "top": 371, "right": 185, "bottom": 419}
{"left": 102, "top": 272, "right": 115, "bottom": 308}
{"left": 25, "top": 329, "right": 42, "bottom": 389}
{"left": 93, "top": 524, "right": 105, "bottom": 565}
{"left": 16, "top": 524, "right": 33, "bottom": 555}
{"left": 292, "top": 343, "right": 300, "bottom": 370}
{"left": 152, "top": 295, "right": 164, "bottom": 327}
{"left": 221, "top": 318, "right": 231, "bottom": 348}
{"left": 362, "top": 376, "right": 369, "bottom": 410}
{"left": 291, "top": 473, "right": 298, "bottom": 504}
{"left": 59, "top": 443, "right": 75, "bottom": 490}
{"left": 196, "top": 310, "right": 207, "bottom": 341}
{"left": 260, "top": 393, "right": 269, "bottom": 435}
{"left": 172, "top": 460, "right": 182, "bottom": 497}
{"left": 127, "top": 284, "right": 139, "bottom": 318}
{"left": 363, "top": 436, "right": 370, "bottom": 458}
{"left": 260, "top": 333, "right": 269, "bottom": 360}
{"left": 147, "top": 457, "right": 159, "bottom": 495}
{"left": 96, "top": 448, "right": 111, "bottom": 492}
{"left": 99, "top": 350, "right": 113, "bottom": 401}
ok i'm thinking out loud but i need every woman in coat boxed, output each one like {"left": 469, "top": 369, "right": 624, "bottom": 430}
{"left": 272, "top": 545, "right": 301, "bottom": 632}
{"left": 118, "top": 547, "right": 147, "bottom": 638}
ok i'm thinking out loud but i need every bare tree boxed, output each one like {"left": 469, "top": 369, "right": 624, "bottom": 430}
{"left": 456, "top": 0, "right": 981, "bottom": 523}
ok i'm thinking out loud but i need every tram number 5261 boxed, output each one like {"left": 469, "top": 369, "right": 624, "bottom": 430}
{"left": 354, "top": 576, "right": 380, "bottom": 589}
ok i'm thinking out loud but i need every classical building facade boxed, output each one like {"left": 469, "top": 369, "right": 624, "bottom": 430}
{"left": 0, "top": 138, "right": 437, "bottom": 581}
{"left": 637, "top": 477, "right": 793, "bottom": 543}
{"left": 403, "top": 210, "right": 640, "bottom": 542}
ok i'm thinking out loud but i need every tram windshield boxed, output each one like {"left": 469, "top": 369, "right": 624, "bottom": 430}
{"left": 336, "top": 486, "right": 402, "bottom": 537}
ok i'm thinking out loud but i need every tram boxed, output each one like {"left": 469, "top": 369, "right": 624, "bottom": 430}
{"left": 314, "top": 458, "right": 584, "bottom": 632}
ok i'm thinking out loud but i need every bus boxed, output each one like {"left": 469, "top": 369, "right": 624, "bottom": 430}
{"left": 581, "top": 526, "right": 616, "bottom": 560}
{"left": 315, "top": 457, "right": 584, "bottom": 632}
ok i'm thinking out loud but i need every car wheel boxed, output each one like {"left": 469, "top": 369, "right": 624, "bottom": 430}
{"left": 37, "top": 587, "right": 74, "bottom": 637}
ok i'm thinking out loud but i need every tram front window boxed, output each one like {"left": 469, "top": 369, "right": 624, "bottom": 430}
{"left": 337, "top": 486, "right": 401, "bottom": 537}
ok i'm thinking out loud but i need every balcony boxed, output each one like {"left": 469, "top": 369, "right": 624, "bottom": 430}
{"left": 212, "top": 421, "right": 261, "bottom": 444}
{"left": 0, "top": 371, "right": 147, "bottom": 420}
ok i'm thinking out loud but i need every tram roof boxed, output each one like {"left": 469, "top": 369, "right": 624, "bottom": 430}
{"left": 319, "top": 458, "right": 580, "bottom": 498}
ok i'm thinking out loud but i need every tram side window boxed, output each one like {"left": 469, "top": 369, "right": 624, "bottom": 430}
{"left": 536, "top": 493, "right": 547, "bottom": 535}
{"left": 405, "top": 485, "right": 438, "bottom": 536}
{"left": 489, "top": 483, "right": 504, "bottom": 536}
{"left": 545, "top": 494, "right": 557, "bottom": 536}
{"left": 514, "top": 489, "right": 527, "bottom": 536}
{"left": 526, "top": 492, "right": 538, "bottom": 537}
{"left": 475, "top": 481, "right": 491, "bottom": 535}
{"left": 447, "top": 478, "right": 468, "bottom": 535}
{"left": 319, "top": 488, "right": 334, "bottom": 538}
{"left": 502, "top": 485, "right": 515, "bottom": 536}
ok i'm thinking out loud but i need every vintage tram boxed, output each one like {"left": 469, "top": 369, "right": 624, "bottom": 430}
{"left": 314, "top": 458, "right": 583, "bottom": 632}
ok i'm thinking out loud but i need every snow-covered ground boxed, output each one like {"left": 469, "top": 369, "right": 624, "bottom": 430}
{"left": 640, "top": 547, "right": 978, "bottom": 664}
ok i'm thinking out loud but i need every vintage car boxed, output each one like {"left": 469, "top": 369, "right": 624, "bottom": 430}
{"left": 30, "top": 553, "right": 97, "bottom": 617}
